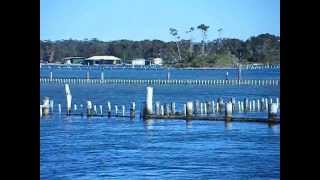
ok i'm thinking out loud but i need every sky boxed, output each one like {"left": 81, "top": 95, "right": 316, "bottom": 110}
{"left": 40, "top": 0, "right": 280, "bottom": 42}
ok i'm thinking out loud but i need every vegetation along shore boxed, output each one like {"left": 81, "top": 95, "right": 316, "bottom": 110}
{"left": 41, "top": 25, "right": 279, "bottom": 68}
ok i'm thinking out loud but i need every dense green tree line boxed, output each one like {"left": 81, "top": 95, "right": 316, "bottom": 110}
{"left": 40, "top": 33, "right": 279, "bottom": 66}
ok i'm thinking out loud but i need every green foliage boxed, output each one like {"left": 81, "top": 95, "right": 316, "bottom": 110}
{"left": 197, "top": 24, "right": 210, "bottom": 32}
{"left": 40, "top": 33, "right": 280, "bottom": 67}
{"left": 180, "top": 52, "right": 235, "bottom": 67}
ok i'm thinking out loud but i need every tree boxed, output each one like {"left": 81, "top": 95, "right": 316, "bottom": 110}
{"left": 197, "top": 24, "right": 210, "bottom": 55}
{"left": 169, "top": 28, "right": 182, "bottom": 62}
{"left": 186, "top": 27, "right": 195, "bottom": 54}
{"left": 39, "top": 33, "right": 279, "bottom": 66}
{"left": 217, "top": 28, "right": 223, "bottom": 50}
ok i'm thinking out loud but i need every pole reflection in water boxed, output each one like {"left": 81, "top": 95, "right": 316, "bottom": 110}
{"left": 143, "top": 119, "right": 154, "bottom": 130}
{"left": 225, "top": 121, "right": 233, "bottom": 130}
{"left": 269, "top": 124, "right": 280, "bottom": 134}
{"left": 186, "top": 120, "right": 192, "bottom": 128}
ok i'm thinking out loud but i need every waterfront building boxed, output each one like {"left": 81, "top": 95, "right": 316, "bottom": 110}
{"left": 84, "top": 56, "right": 121, "bottom": 65}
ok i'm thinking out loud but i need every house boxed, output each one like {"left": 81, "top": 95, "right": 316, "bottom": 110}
{"left": 153, "top": 58, "right": 163, "bottom": 65}
{"left": 84, "top": 56, "right": 121, "bottom": 65}
{"left": 63, "top": 57, "right": 86, "bottom": 64}
{"left": 131, "top": 59, "right": 146, "bottom": 66}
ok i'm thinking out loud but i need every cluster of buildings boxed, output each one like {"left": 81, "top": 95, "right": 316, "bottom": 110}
{"left": 62, "top": 56, "right": 163, "bottom": 66}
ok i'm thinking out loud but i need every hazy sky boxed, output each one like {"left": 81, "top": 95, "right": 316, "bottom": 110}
{"left": 40, "top": 0, "right": 280, "bottom": 42}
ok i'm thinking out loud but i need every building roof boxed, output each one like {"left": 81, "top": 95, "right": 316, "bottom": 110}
{"left": 63, "top": 57, "right": 85, "bottom": 60}
{"left": 131, "top": 58, "right": 146, "bottom": 61}
{"left": 87, "top": 56, "right": 121, "bottom": 61}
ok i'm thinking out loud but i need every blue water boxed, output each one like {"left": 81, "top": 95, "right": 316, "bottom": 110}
{"left": 40, "top": 67, "right": 280, "bottom": 80}
{"left": 40, "top": 69, "right": 280, "bottom": 179}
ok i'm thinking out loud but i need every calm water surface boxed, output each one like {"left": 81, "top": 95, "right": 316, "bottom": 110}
{"left": 40, "top": 69, "right": 280, "bottom": 179}
{"left": 40, "top": 67, "right": 280, "bottom": 80}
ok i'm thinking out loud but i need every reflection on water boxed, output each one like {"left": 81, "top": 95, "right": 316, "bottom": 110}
{"left": 225, "top": 121, "right": 233, "bottom": 130}
{"left": 143, "top": 119, "right": 154, "bottom": 130}
{"left": 186, "top": 120, "right": 192, "bottom": 128}
{"left": 270, "top": 124, "right": 280, "bottom": 134}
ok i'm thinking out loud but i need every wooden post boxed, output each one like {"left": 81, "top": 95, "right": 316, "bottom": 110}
{"left": 130, "top": 101, "right": 136, "bottom": 118}
{"left": 231, "top": 98, "right": 236, "bottom": 111}
{"left": 107, "top": 101, "right": 111, "bottom": 117}
{"left": 156, "top": 101, "right": 160, "bottom": 115}
{"left": 186, "top": 101, "right": 193, "bottom": 118}
{"left": 40, "top": 105, "right": 43, "bottom": 118}
{"left": 100, "top": 105, "right": 103, "bottom": 115}
{"left": 42, "top": 97, "right": 50, "bottom": 116}
{"left": 195, "top": 100, "right": 200, "bottom": 115}
{"left": 93, "top": 105, "right": 97, "bottom": 114}
{"left": 253, "top": 100, "right": 256, "bottom": 112}
{"left": 268, "top": 103, "right": 278, "bottom": 122}
{"left": 183, "top": 104, "right": 187, "bottom": 116}
{"left": 206, "top": 101, "right": 212, "bottom": 114}
{"left": 115, "top": 105, "right": 118, "bottom": 116}
{"left": 155, "top": 101, "right": 160, "bottom": 115}
{"left": 58, "top": 104, "right": 61, "bottom": 114}
{"left": 261, "top": 98, "right": 265, "bottom": 111}
{"left": 212, "top": 101, "right": 215, "bottom": 114}
{"left": 65, "top": 84, "right": 72, "bottom": 115}
{"left": 238, "top": 101, "right": 241, "bottom": 112}
{"left": 144, "top": 86, "right": 153, "bottom": 117}
{"left": 225, "top": 102, "right": 233, "bottom": 121}
{"left": 101, "top": 71, "right": 104, "bottom": 80}
{"left": 200, "top": 102, "right": 204, "bottom": 115}
{"left": 74, "top": 104, "right": 77, "bottom": 111}
{"left": 265, "top": 98, "right": 268, "bottom": 112}
{"left": 49, "top": 100, "right": 54, "bottom": 113}
{"left": 80, "top": 104, "right": 84, "bottom": 116}
{"left": 204, "top": 102, "right": 207, "bottom": 115}
{"left": 241, "top": 101, "right": 244, "bottom": 113}
{"left": 164, "top": 103, "right": 170, "bottom": 116}
{"left": 171, "top": 102, "right": 176, "bottom": 115}
{"left": 218, "top": 98, "right": 224, "bottom": 113}
{"left": 244, "top": 98, "right": 249, "bottom": 112}
{"left": 257, "top": 99, "right": 261, "bottom": 112}
{"left": 87, "top": 101, "right": 92, "bottom": 116}
{"left": 122, "top": 105, "right": 125, "bottom": 116}
{"left": 160, "top": 105, "right": 164, "bottom": 116}
{"left": 50, "top": 71, "right": 53, "bottom": 81}
{"left": 86, "top": 71, "right": 90, "bottom": 80}
{"left": 216, "top": 101, "right": 219, "bottom": 113}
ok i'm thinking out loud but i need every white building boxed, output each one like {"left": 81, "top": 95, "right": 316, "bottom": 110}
{"left": 85, "top": 56, "right": 121, "bottom": 65}
{"left": 63, "top": 57, "right": 86, "bottom": 64}
{"left": 131, "top": 59, "right": 146, "bottom": 66}
{"left": 153, "top": 58, "right": 163, "bottom": 65}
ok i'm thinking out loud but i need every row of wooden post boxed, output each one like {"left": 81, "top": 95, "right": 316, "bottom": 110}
{"left": 143, "top": 86, "right": 279, "bottom": 121}
{"left": 40, "top": 99, "right": 136, "bottom": 119}
{"left": 244, "top": 64, "right": 280, "bottom": 69}
{"left": 147, "top": 99, "right": 280, "bottom": 116}
{"left": 40, "top": 85, "right": 279, "bottom": 122}
{"left": 41, "top": 77, "right": 280, "bottom": 86}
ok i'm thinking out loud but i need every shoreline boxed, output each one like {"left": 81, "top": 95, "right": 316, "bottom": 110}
{"left": 40, "top": 63, "right": 280, "bottom": 70}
